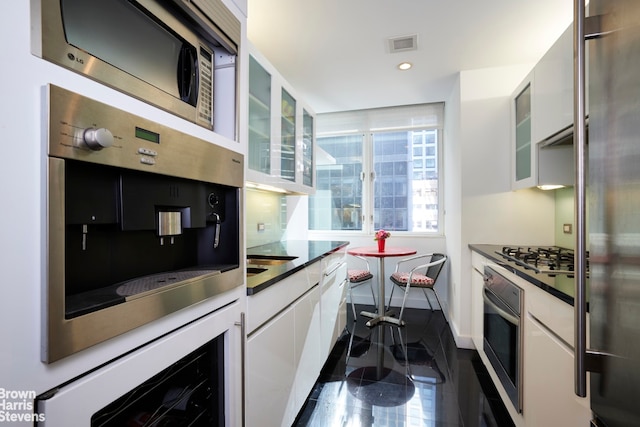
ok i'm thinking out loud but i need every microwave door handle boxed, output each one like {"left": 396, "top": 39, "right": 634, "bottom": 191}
{"left": 482, "top": 288, "right": 520, "bottom": 326}
{"left": 177, "top": 44, "right": 198, "bottom": 106}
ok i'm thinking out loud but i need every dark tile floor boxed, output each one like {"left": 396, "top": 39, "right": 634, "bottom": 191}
{"left": 293, "top": 305, "right": 515, "bottom": 427}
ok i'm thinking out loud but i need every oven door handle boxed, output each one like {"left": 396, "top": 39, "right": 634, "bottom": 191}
{"left": 483, "top": 287, "right": 520, "bottom": 326}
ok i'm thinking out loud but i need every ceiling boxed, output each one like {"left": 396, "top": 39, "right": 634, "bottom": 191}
{"left": 246, "top": 0, "right": 574, "bottom": 114}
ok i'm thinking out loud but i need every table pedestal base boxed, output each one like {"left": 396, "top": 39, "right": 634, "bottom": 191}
{"left": 360, "top": 310, "right": 405, "bottom": 327}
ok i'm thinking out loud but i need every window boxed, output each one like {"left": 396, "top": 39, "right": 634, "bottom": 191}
{"left": 309, "top": 103, "right": 444, "bottom": 234}
{"left": 309, "top": 134, "right": 364, "bottom": 231}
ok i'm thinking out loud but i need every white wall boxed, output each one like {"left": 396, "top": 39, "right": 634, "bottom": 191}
{"left": 448, "top": 65, "right": 557, "bottom": 348}
{"left": 444, "top": 75, "right": 463, "bottom": 341}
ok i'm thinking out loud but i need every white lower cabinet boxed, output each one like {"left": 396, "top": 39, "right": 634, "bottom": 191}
{"left": 246, "top": 254, "right": 347, "bottom": 427}
{"left": 522, "top": 280, "right": 591, "bottom": 426}
{"left": 245, "top": 287, "right": 324, "bottom": 427}
{"left": 523, "top": 314, "right": 591, "bottom": 426}
{"left": 246, "top": 288, "right": 322, "bottom": 427}
{"left": 320, "top": 260, "right": 348, "bottom": 361}
{"left": 246, "top": 307, "right": 297, "bottom": 427}
{"left": 293, "top": 285, "right": 322, "bottom": 414}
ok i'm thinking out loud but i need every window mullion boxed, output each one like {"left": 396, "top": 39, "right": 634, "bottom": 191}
{"left": 362, "top": 132, "right": 375, "bottom": 235}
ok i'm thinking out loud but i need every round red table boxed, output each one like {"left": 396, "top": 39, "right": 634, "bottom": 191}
{"left": 347, "top": 246, "right": 417, "bottom": 326}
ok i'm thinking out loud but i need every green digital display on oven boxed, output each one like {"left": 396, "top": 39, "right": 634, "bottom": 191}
{"left": 135, "top": 127, "right": 160, "bottom": 144}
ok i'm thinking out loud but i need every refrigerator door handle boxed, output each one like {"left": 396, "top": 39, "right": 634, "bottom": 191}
{"left": 573, "top": 0, "right": 590, "bottom": 398}
{"left": 572, "top": 0, "right": 617, "bottom": 398}
{"left": 573, "top": 1, "right": 621, "bottom": 399}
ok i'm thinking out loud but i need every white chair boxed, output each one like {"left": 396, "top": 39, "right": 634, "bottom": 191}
{"left": 347, "top": 255, "right": 375, "bottom": 319}
{"left": 387, "top": 253, "right": 447, "bottom": 325}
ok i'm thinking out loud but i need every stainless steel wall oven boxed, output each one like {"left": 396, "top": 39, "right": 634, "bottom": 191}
{"left": 482, "top": 266, "right": 523, "bottom": 413}
{"left": 45, "top": 84, "right": 244, "bottom": 363}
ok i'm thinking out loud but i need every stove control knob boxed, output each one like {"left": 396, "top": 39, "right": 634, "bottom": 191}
{"left": 82, "top": 127, "right": 114, "bottom": 150}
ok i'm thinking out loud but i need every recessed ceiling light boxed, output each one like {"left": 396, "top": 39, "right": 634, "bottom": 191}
{"left": 397, "top": 62, "right": 412, "bottom": 71}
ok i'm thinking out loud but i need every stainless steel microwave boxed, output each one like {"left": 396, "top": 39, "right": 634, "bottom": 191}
{"left": 31, "top": 0, "right": 240, "bottom": 132}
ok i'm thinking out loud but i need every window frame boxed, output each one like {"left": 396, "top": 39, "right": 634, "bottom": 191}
{"left": 310, "top": 104, "right": 444, "bottom": 238}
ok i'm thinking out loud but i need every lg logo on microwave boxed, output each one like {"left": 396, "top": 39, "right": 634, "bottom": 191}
{"left": 67, "top": 52, "right": 84, "bottom": 65}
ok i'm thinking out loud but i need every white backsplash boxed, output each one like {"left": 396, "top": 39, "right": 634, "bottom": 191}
{"left": 554, "top": 186, "right": 589, "bottom": 249}
{"left": 246, "top": 188, "right": 286, "bottom": 248}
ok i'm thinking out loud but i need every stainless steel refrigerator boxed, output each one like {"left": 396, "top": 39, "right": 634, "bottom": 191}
{"left": 574, "top": 0, "right": 640, "bottom": 426}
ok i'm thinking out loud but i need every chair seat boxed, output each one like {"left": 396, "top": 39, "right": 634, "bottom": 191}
{"left": 348, "top": 269, "right": 373, "bottom": 283}
{"left": 391, "top": 272, "right": 435, "bottom": 287}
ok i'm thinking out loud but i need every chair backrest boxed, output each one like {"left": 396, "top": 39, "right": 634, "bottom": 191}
{"left": 425, "top": 253, "right": 447, "bottom": 282}
{"left": 348, "top": 254, "right": 370, "bottom": 271}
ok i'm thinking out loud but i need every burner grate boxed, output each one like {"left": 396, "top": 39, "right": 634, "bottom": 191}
{"left": 497, "top": 246, "right": 587, "bottom": 276}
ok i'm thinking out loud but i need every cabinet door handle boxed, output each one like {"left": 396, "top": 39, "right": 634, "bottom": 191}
{"left": 325, "top": 261, "right": 346, "bottom": 277}
{"left": 234, "top": 312, "right": 246, "bottom": 427}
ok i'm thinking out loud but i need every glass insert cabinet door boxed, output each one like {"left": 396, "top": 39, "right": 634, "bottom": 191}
{"left": 514, "top": 83, "right": 532, "bottom": 182}
{"left": 248, "top": 55, "right": 271, "bottom": 174}
{"left": 281, "top": 88, "right": 296, "bottom": 182}
{"left": 302, "top": 109, "right": 314, "bottom": 187}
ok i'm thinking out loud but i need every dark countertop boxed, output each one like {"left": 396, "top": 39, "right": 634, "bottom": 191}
{"left": 246, "top": 240, "right": 350, "bottom": 295}
{"left": 469, "top": 244, "right": 584, "bottom": 306}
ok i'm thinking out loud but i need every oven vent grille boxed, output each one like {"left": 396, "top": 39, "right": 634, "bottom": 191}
{"left": 388, "top": 35, "right": 418, "bottom": 53}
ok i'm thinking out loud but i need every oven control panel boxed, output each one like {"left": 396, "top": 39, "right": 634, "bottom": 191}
{"left": 47, "top": 84, "right": 243, "bottom": 188}
{"left": 483, "top": 266, "right": 522, "bottom": 315}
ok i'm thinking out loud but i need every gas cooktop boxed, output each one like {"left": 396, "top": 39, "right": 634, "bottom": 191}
{"left": 495, "top": 246, "right": 588, "bottom": 276}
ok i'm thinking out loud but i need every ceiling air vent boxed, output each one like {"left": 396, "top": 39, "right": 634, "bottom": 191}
{"left": 388, "top": 35, "right": 418, "bottom": 53}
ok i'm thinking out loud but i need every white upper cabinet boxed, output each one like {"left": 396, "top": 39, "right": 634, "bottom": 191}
{"left": 247, "top": 43, "right": 316, "bottom": 194}
{"left": 532, "top": 24, "right": 574, "bottom": 144}
{"left": 512, "top": 23, "right": 576, "bottom": 190}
